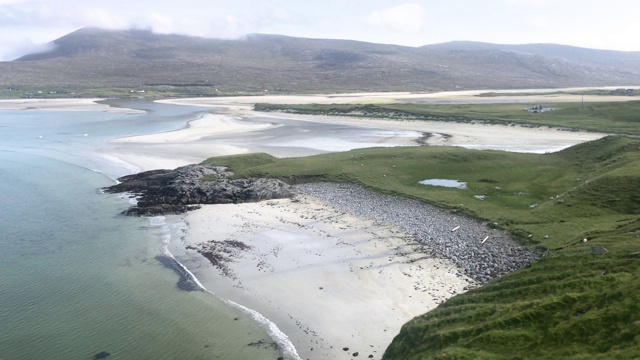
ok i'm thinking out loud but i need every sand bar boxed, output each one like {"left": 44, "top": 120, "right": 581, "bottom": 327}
{"left": 102, "top": 113, "right": 278, "bottom": 172}
{"left": 159, "top": 86, "right": 640, "bottom": 107}
{"left": 0, "top": 98, "right": 144, "bottom": 113}
{"left": 107, "top": 91, "right": 609, "bottom": 172}
{"left": 114, "top": 113, "right": 277, "bottom": 144}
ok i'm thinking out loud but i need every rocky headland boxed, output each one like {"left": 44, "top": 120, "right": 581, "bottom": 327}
{"left": 103, "top": 164, "right": 294, "bottom": 216}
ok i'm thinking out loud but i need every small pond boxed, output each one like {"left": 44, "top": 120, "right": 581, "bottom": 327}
{"left": 418, "top": 179, "right": 467, "bottom": 189}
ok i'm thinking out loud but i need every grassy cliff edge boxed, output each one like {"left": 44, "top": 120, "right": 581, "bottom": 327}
{"left": 202, "top": 135, "right": 640, "bottom": 359}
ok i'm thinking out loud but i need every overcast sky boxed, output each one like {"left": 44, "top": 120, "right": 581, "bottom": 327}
{"left": 1, "top": 0, "right": 639, "bottom": 61}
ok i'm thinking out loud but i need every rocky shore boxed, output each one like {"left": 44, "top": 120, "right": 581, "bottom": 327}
{"left": 295, "top": 183, "right": 541, "bottom": 284}
{"left": 104, "top": 163, "right": 540, "bottom": 284}
{"left": 103, "top": 164, "right": 294, "bottom": 216}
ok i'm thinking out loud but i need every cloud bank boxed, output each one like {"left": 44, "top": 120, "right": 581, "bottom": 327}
{"left": 366, "top": 3, "right": 426, "bottom": 33}
{"left": 0, "top": 0, "right": 638, "bottom": 61}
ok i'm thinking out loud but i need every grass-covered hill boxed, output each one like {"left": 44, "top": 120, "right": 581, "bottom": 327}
{"left": 200, "top": 135, "right": 640, "bottom": 359}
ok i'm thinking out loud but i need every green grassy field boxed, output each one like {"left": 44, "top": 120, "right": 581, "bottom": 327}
{"left": 0, "top": 86, "right": 270, "bottom": 99}
{"left": 384, "top": 251, "right": 640, "bottom": 359}
{"left": 476, "top": 88, "right": 640, "bottom": 97}
{"left": 255, "top": 101, "right": 640, "bottom": 136}
{"left": 201, "top": 134, "right": 640, "bottom": 359}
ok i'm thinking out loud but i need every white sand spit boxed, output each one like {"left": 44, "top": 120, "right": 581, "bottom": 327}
{"left": 114, "top": 113, "right": 277, "bottom": 144}
{"left": 159, "top": 86, "right": 640, "bottom": 107}
{"left": 0, "top": 98, "right": 143, "bottom": 113}
{"left": 102, "top": 113, "right": 278, "bottom": 171}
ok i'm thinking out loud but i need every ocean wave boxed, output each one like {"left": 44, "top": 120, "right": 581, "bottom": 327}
{"left": 148, "top": 216, "right": 166, "bottom": 227}
{"left": 158, "top": 216, "right": 301, "bottom": 360}
{"left": 227, "top": 300, "right": 301, "bottom": 360}
{"left": 95, "top": 172, "right": 120, "bottom": 185}
{"left": 103, "top": 191, "right": 139, "bottom": 205}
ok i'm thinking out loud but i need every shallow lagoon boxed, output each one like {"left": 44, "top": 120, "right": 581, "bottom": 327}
{"left": 418, "top": 178, "right": 468, "bottom": 189}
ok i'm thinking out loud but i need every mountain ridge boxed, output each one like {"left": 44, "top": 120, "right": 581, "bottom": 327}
{"left": 3, "top": 28, "right": 640, "bottom": 94}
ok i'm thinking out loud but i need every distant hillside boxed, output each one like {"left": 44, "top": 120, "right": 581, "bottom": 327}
{"left": 423, "top": 41, "right": 640, "bottom": 69}
{"left": 2, "top": 28, "right": 640, "bottom": 95}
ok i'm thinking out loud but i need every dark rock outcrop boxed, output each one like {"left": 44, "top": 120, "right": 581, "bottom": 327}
{"left": 103, "top": 164, "right": 293, "bottom": 216}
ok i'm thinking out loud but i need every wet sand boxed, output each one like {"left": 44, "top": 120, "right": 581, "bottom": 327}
{"left": 0, "top": 98, "right": 144, "bottom": 113}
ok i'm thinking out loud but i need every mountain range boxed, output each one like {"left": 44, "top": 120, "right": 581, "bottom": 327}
{"left": 2, "top": 27, "right": 640, "bottom": 94}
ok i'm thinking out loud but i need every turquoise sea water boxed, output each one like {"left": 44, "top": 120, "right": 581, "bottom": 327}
{"left": 0, "top": 103, "right": 282, "bottom": 359}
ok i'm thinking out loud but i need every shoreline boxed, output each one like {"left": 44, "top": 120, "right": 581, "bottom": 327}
{"left": 170, "top": 190, "right": 475, "bottom": 360}
{"left": 100, "top": 112, "right": 269, "bottom": 172}
{"left": 0, "top": 98, "right": 145, "bottom": 113}
{"left": 169, "top": 183, "right": 539, "bottom": 360}
{"left": 2, "top": 93, "right": 610, "bottom": 171}
{"left": 101, "top": 101, "right": 607, "bottom": 173}
{"left": 159, "top": 218, "right": 301, "bottom": 359}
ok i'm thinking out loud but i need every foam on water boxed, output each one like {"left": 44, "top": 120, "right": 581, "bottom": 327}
{"left": 228, "top": 300, "right": 301, "bottom": 360}
{"left": 149, "top": 216, "right": 166, "bottom": 227}
{"left": 156, "top": 216, "right": 301, "bottom": 360}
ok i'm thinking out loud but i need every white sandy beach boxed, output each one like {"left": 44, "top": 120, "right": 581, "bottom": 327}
{"left": 102, "top": 113, "right": 278, "bottom": 171}
{"left": 171, "top": 196, "right": 472, "bottom": 360}
{"left": 158, "top": 85, "right": 640, "bottom": 107}
{"left": 0, "top": 98, "right": 144, "bottom": 113}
